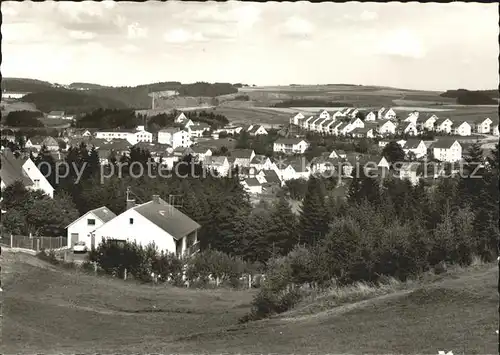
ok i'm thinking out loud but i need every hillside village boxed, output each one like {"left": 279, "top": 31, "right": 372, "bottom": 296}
{"left": 2, "top": 106, "right": 498, "bottom": 199}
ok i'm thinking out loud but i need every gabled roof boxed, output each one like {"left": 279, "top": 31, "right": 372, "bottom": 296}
{"left": 96, "top": 138, "right": 131, "bottom": 151}
{"left": 250, "top": 154, "right": 269, "bottom": 164}
{"left": 159, "top": 127, "right": 182, "bottom": 133}
{"left": 403, "top": 139, "right": 424, "bottom": 149}
{"left": 133, "top": 198, "right": 201, "bottom": 240}
{"left": 248, "top": 125, "right": 266, "bottom": 134}
{"left": 455, "top": 121, "right": 471, "bottom": 127}
{"left": 0, "top": 149, "right": 34, "bottom": 187}
{"left": 28, "top": 136, "right": 58, "bottom": 146}
{"left": 244, "top": 178, "right": 261, "bottom": 187}
{"left": 400, "top": 122, "right": 415, "bottom": 131}
{"left": 190, "top": 122, "right": 210, "bottom": 130}
{"left": 432, "top": 139, "right": 459, "bottom": 149}
{"left": 416, "top": 113, "right": 437, "bottom": 122}
{"left": 66, "top": 206, "right": 117, "bottom": 229}
{"left": 473, "top": 116, "right": 493, "bottom": 124}
{"left": 98, "top": 128, "right": 136, "bottom": 133}
{"left": 274, "top": 137, "right": 308, "bottom": 145}
{"left": 134, "top": 142, "right": 172, "bottom": 153}
{"left": 204, "top": 156, "right": 228, "bottom": 166}
{"left": 285, "top": 157, "right": 309, "bottom": 173}
{"left": 261, "top": 169, "right": 281, "bottom": 184}
{"left": 231, "top": 149, "right": 254, "bottom": 159}
{"left": 435, "top": 117, "right": 452, "bottom": 126}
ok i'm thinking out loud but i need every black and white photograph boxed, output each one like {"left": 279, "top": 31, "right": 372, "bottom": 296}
{"left": 0, "top": 1, "right": 499, "bottom": 353}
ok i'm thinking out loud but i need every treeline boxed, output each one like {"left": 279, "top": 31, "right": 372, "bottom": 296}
{"left": 273, "top": 99, "right": 353, "bottom": 108}
{"left": 244, "top": 143, "right": 499, "bottom": 320}
{"left": 3, "top": 110, "right": 44, "bottom": 127}
{"left": 440, "top": 89, "right": 498, "bottom": 105}
{"left": 234, "top": 129, "right": 279, "bottom": 156}
{"left": 21, "top": 89, "right": 127, "bottom": 113}
{"left": 234, "top": 95, "right": 250, "bottom": 101}
{"left": 176, "top": 82, "right": 238, "bottom": 97}
{"left": 147, "top": 110, "right": 229, "bottom": 130}
{"left": 76, "top": 108, "right": 140, "bottom": 129}
{"left": 1, "top": 78, "right": 53, "bottom": 92}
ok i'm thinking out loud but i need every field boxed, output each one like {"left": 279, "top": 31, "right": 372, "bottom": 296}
{"left": 1, "top": 249, "right": 497, "bottom": 354}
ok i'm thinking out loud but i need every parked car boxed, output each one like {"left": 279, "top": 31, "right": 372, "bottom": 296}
{"left": 72, "top": 241, "right": 87, "bottom": 253}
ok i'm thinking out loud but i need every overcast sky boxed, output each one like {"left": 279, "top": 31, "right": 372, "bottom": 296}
{"left": 2, "top": 1, "right": 498, "bottom": 90}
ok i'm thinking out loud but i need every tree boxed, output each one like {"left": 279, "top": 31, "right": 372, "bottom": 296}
{"left": 382, "top": 141, "right": 405, "bottom": 166}
{"left": 355, "top": 111, "right": 366, "bottom": 121}
{"left": 266, "top": 196, "right": 299, "bottom": 256}
{"left": 26, "top": 193, "right": 79, "bottom": 236}
{"left": 298, "top": 177, "right": 329, "bottom": 245}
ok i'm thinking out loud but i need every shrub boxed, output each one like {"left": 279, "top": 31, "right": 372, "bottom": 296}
{"left": 36, "top": 249, "right": 59, "bottom": 265}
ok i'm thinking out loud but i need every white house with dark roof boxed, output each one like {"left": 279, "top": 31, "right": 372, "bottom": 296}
{"left": 25, "top": 136, "right": 59, "bottom": 151}
{"left": 434, "top": 118, "right": 453, "bottom": 134}
{"left": 378, "top": 120, "right": 397, "bottom": 135}
{"left": 398, "top": 122, "right": 418, "bottom": 136}
{"left": 95, "top": 126, "right": 153, "bottom": 145}
{"left": 302, "top": 116, "right": 315, "bottom": 130}
{"left": 365, "top": 111, "right": 377, "bottom": 121}
{"left": 453, "top": 121, "right": 472, "bottom": 136}
{"left": 404, "top": 111, "right": 419, "bottom": 125}
{"left": 249, "top": 155, "right": 276, "bottom": 171}
{"left": 402, "top": 139, "right": 427, "bottom": 159}
{"left": 188, "top": 122, "right": 210, "bottom": 138}
{"left": 241, "top": 178, "right": 262, "bottom": 194}
{"left": 0, "top": 149, "right": 54, "bottom": 199}
{"left": 204, "top": 156, "right": 231, "bottom": 177}
{"left": 378, "top": 107, "right": 396, "bottom": 120}
{"left": 273, "top": 138, "right": 310, "bottom": 154}
{"left": 432, "top": 139, "right": 462, "bottom": 162}
{"left": 66, "top": 206, "right": 117, "bottom": 249}
{"left": 417, "top": 113, "right": 438, "bottom": 131}
{"left": 277, "top": 157, "right": 311, "bottom": 181}
{"left": 93, "top": 196, "right": 201, "bottom": 257}
{"left": 158, "top": 127, "right": 192, "bottom": 148}
{"left": 473, "top": 117, "right": 493, "bottom": 134}
{"left": 290, "top": 112, "right": 305, "bottom": 125}
{"left": 247, "top": 125, "right": 268, "bottom": 136}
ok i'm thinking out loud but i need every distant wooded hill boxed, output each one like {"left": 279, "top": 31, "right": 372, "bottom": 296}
{"left": 5, "top": 78, "right": 240, "bottom": 112}
{"left": 440, "top": 89, "right": 498, "bottom": 105}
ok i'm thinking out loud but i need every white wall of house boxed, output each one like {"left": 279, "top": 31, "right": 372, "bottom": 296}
{"left": 93, "top": 209, "right": 178, "bottom": 253}
{"left": 422, "top": 116, "right": 438, "bottom": 131}
{"left": 291, "top": 112, "right": 305, "bottom": 125}
{"left": 436, "top": 119, "right": 453, "bottom": 134}
{"left": 405, "top": 141, "right": 427, "bottom": 159}
{"left": 242, "top": 183, "right": 262, "bottom": 194}
{"left": 493, "top": 125, "right": 499, "bottom": 136}
{"left": 273, "top": 141, "right": 309, "bottom": 154}
{"left": 251, "top": 126, "right": 268, "bottom": 135}
{"left": 403, "top": 122, "right": 418, "bottom": 136}
{"left": 67, "top": 211, "right": 110, "bottom": 248}
{"left": 384, "top": 108, "right": 397, "bottom": 120}
{"left": 454, "top": 122, "right": 472, "bottom": 136}
{"left": 433, "top": 141, "right": 462, "bottom": 162}
{"left": 365, "top": 112, "right": 376, "bottom": 121}
{"left": 475, "top": 118, "right": 492, "bottom": 134}
{"left": 158, "top": 130, "right": 191, "bottom": 148}
{"left": 279, "top": 166, "right": 310, "bottom": 181}
{"left": 379, "top": 121, "right": 396, "bottom": 135}
{"left": 22, "top": 158, "right": 54, "bottom": 198}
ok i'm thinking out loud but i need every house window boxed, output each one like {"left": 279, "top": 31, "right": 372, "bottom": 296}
{"left": 129, "top": 218, "right": 134, "bottom": 224}
{"left": 33, "top": 179, "right": 40, "bottom": 188}
{"left": 87, "top": 218, "right": 96, "bottom": 225}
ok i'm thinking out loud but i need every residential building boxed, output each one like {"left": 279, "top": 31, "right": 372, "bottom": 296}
{"left": 231, "top": 149, "right": 255, "bottom": 168}
{"left": 158, "top": 127, "right": 192, "bottom": 148}
{"left": 188, "top": 123, "right": 210, "bottom": 138}
{"left": 95, "top": 126, "right": 153, "bottom": 145}
{"left": 432, "top": 139, "right": 462, "bottom": 162}
{"left": 241, "top": 178, "right": 262, "bottom": 194}
{"left": 398, "top": 122, "right": 418, "bottom": 136}
{"left": 365, "top": 111, "right": 377, "bottom": 121}
{"left": 247, "top": 125, "right": 268, "bottom": 136}
{"left": 404, "top": 111, "right": 419, "bottom": 125}
{"left": 273, "top": 138, "right": 310, "bottom": 154}
{"left": 493, "top": 123, "right": 499, "bottom": 136}
{"left": 417, "top": 113, "right": 438, "bottom": 131}
{"left": 174, "top": 112, "right": 189, "bottom": 124}
{"left": 290, "top": 112, "right": 305, "bottom": 125}
{"left": 250, "top": 155, "right": 276, "bottom": 172}
{"left": 434, "top": 118, "right": 453, "bottom": 134}
{"left": 1, "top": 129, "right": 16, "bottom": 142}
{"left": 25, "top": 136, "right": 59, "bottom": 151}
{"left": 66, "top": 206, "right": 117, "bottom": 249}
{"left": 93, "top": 195, "right": 201, "bottom": 257}
{"left": 403, "top": 139, "right": 427, "bottom": 159}
{"left": 190, "top": 146, "right": 212, "bottom": 162}
{"left": 378, "top": 121, "right": 397, "bottom": 135}
{"left": 277, "top": 157, "right": 310, "bottom": 181}
{"left": 453, "top": 121, "right": 472, "bottom": 137}
{"left": 473, "top": 117, "right": 493, "bottom": 134}
{"left": 378, "top": 107, "right": 396, "bottom": 120}
{"left": 215, "top": 125, "right": 243, "bottom": 135}
{"left": 350, "top": 125, "right": 375, "bottom": 138}
{"left": 0, "top": 149, "right": 54, "bottom": 198}
{"left": 302, "top": 116, "right": 315, "bottom": 130}
{"left": 204, "top": 156, "right": 231, "bottom": 177}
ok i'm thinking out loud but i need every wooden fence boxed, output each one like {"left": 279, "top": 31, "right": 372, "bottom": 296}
{"left": 0, "top": 235, "right": 67, "bottom": 251}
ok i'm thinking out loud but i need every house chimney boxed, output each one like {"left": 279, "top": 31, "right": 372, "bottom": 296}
{"left": 152, "top": 195, "right": 160, "bottom": 203}
{"left": 126, "top": 198, "right": 136, "bottom": 210}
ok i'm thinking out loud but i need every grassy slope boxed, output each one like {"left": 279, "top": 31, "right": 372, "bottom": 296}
{"left": 1, "top": 250, "right": 497, "bottom": 354}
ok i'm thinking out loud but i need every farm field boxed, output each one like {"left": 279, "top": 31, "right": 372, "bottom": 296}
{"left": 1, "top": 249, "right": 496, "bottom": 354}
{"left": 212, "top": 106, "right": 291, "bottom": 126}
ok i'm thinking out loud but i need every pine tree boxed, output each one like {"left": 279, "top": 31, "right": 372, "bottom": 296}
{"left": 298, "top": 177, "right": 329, "bottom": 245}
{"left": 267, "top": 196, "right": 298, "bottom": 256}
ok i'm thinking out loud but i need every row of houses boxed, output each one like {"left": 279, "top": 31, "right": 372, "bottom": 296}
{"left": 291, "top": 109, "right": 499, "bottom": 137}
